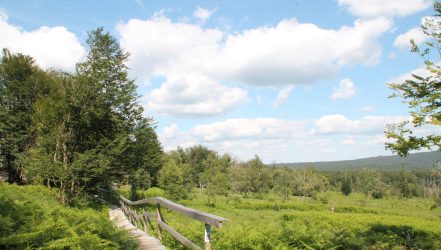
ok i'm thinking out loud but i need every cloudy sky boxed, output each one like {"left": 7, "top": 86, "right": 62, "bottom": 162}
{"left": 0, "top": 0, "right": 436, "bottom": 163}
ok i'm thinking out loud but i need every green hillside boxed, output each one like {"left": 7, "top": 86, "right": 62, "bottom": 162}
{"left": 276, "top": 151, "right": 441, "bottom": 171}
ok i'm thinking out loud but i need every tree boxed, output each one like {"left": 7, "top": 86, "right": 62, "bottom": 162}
{"left": 0, "top": 49, "right": 51, "bottom": 184}
{"left": 341, "top": 178, "right": 352, "bottom": 196}
{"left": 399, "top": 166, "right": 411, "bottom": 198}
{"left": 273, "top": 167, "right": 295, "bottom": 199}
{"left": 292, "top": 168, "right": 329, "bottom": 200}
{"left": 341, "top": 169, "right": 352, "bottom": 196}
{"left": 186, "top": 145, "right": 217, "bottom": 188}
{"left": 385, "top": 2, "right": 441, "bottom": 156}
{"left": 21, "top": 28, "right": 162, "bottom": 203}
{"left": 200, "top": 154, "right": 231, "bottom": 205}
{"left": 158, "top": 159, "right": 188, "bottom": 200}
{"left": 359, "top": 168, "right": 382, "bottom": 200}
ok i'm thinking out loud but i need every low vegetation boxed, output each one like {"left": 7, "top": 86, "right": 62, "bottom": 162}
{"left": 0, "top": 184, "right": 137, "bottom": 249}
{"left": 126, "top": 187, "right": 441, "bottom": 249}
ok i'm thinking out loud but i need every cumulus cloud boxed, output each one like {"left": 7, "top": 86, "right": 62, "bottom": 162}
{"left": 331, "top": 78, "right": 356, "bottom": 100}
{"left": 393, "top": 16, "right": 438, "bottom": 49}
{"left": 394, "top": 27, "right": 428, "bottom": 49}
{"left": 0, "top": 13, "right": 85, "bottom": 71}
{"left": 337, "top": 0, "right": 431, "bottom": 18}
{"left": 117, "top": 15, "right": 223, "bottom": 82}
{"left": 212, "top": 17, "right": 392, "bottom": 86}
{"left": 117, "top": 14, "right": 392, "bottom": 117}
{"left": 159, "top": 115, "right": 414, "bottom": 162}
{"left": 119, "top": 16, "right": 391, "bottom": 86}
{"left": 146, "top": 73, "right": 246, "bottom": 117}
{"left": 193, "top": 6, "right": 216, "bottom": 21}
{"left": 314, "top": 114, "right": 409, "bottom": 135}
{"left": 191, "top": 118, "right": 310, "bottom": 141}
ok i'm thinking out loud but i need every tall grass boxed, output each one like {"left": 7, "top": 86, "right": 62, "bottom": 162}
{"left": 138, "top": 189, "right": 441, "bottom": 249}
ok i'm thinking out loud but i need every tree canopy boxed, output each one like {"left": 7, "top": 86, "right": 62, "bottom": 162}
{"left": 386, "top": 2, "right": 441, "bottom": 156}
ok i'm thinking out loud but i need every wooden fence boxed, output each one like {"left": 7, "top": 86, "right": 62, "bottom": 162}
{"left": 117, "top": 194, "right": 226, "bottom": 250}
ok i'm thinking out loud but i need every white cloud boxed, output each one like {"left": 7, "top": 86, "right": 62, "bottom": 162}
{"left": 314, "top": 114, "right": 409, "bottom": 135}
{"left": 272, "top": 86, "right": 294, "bottom": 107}
{"left": 212, "top": 17, "right": 392, "bottom": 86}
{"left": 119, "top": 16, "right": 392, "bottom": 86}
{"left": 338, "top": 0, "right": 432, "bottom": 18}
{"left": 193, "top": 6, "right": 216, "bottom": 21}
{"left": 0, "top": 14, "right": 85, "bottom": 71}
{"left": 331, "top": 78, "right": 356, "bottom": 100}
{"left": 146, "top": 73, "right": 246, "bottom": 117}
{"left": 159, "top": 115, "right": 415, "bottom": 163}
{"left": 117, "top": 15, "right": 392, "bottom": 117}
{"left": 191, "top": 118, "right": 310, "bottom": 142}
{"left": 160, "top": 118, "right": 312, "bottom": 162}
{"left": 117, "top": 15, "right": 223, "bottom": 82}
{"left": 393, "top": 16, "right": 438, "bottom": 49}
{"left": 394, "top": 27, "right": 428, "bottom": 49}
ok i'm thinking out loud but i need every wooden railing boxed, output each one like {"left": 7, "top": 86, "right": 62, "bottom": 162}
{"left": 117, "top": 194, "right": 226, "bottom": 250}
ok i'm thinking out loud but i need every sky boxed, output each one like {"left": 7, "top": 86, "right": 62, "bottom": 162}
{"left": 0, "top": 0, "right": 437, "bottom": 163}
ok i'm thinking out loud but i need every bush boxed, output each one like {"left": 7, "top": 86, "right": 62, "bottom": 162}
{"left": 372, "top": 189, "right": 385, "bottom": 199}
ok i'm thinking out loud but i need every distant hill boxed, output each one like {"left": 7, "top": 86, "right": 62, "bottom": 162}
{"left": 275, "top": 151, "right": 441, "bottom": 171}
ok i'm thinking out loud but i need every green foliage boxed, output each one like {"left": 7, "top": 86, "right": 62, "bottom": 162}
{"left": 386, "top": 2, "right": 441, "bottom": 156}
{"left": 230, "top": 155, "right": 270, "bottom": 198}
{"left": 399, "top": 166, "right": 411, "bottom": 198}
{"left": 143, "top": 187, "right": 166, "bottom": 197}
{"left": 359, "top": 168, "right": 382, "bottom": 199}
{"left": 0, "top": 184, "right": 137, "bottom": 249}
{"left": 341, "top": 178, "right": 352, "bottom": 196}
{"left": 0, "top": 49, "right": 52, "bottom": 183}
{"left": 272, "top": 167, "right": 296, "bottom": 199}
{"left": 0, "top": 28, "right": 163, "bottom": 203}
{"left": 371, "top": 189, "right": 385, "bottom": 199}
{"left": 158, "top": 159, "right": 189, "bottom": 200}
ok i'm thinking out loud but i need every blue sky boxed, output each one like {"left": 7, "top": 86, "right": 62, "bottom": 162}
{"left": 0, "top": 0, "right": 436, "bottom": 163}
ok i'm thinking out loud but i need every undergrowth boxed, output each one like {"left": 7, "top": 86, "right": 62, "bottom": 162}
{"left": 0, "top": 184, "right": 138, "bottom": 249}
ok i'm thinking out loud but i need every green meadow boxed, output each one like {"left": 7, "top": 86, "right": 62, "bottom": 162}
{"left": 127, "top": 188, "right": 441, "bottom": 250}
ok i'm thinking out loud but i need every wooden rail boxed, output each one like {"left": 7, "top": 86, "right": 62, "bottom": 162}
{"left": 114, "top": 192, "right": 226, "bottom": 250}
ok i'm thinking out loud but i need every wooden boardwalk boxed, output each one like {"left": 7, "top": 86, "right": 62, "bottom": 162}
{"left": 109, "top": 206, "right": 166, "bottom": 250}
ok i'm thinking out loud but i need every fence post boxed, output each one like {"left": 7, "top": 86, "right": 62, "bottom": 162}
{"left": 156, "top": 203, "right": 163, "bottom": 241}
{"left": 204, "top": 223, "right": 212, "bottom": 250}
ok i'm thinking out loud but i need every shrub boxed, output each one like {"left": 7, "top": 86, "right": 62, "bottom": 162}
{"left": 372, "top": 189, "right": 385, "bottom": 199}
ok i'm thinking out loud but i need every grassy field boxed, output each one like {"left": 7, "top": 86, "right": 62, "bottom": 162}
{"left": 132, "top": 189, "right": 441, "bottom": 249}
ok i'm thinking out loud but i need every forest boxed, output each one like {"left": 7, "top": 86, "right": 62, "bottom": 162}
{"left": 1, "top": 4, "right": 441, "bottom": 249}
